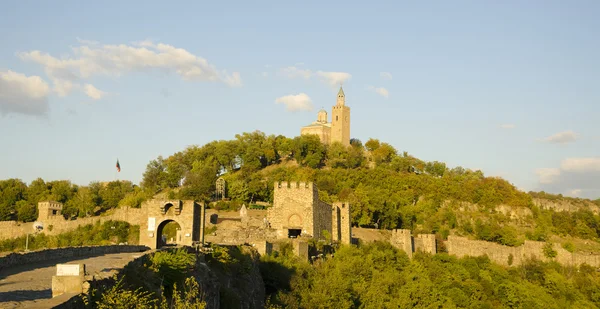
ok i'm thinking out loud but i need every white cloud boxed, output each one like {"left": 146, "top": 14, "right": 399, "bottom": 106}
{"left": 500, "top": 124, "right": 516, "bottom": 129}
{"left": 280, "top": 66, "right": 312, "bottom": 79}
{"left": 17, "top": 40, "right": 242, "bottom": 98}
{"left": 536, "top": 157, "right": 600, "bottom": 199}
{"left": 560, "top": 157, "right": 600, "bottom": 173}
{"left": 380, "top": 72, "right": 393, "bottom": 80}
{"left": 316, "top": 71, "right": 352, "bottom": 87}
{"left": 535, "top": 168, "right": 561, "bottom": 184}
{"left": 542, "top": 130, "right": 578, "bottom": 144}
{"left": 367, "top": 85, "right": 389, "bottom": 98}
{"left": 84, "top": 84, "right": 105, "bottom": 100}
{"left": 278, "top": 65, "right": 351, "bottom": 87}
{"left": 275, "top": 93, "right": 313, "bottom": 112}
{"left": 0, "top": 70, "right": 50, "bottom": 116}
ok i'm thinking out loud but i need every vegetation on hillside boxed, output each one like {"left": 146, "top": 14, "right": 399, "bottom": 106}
{"left": 261, "top": 241, "right": 600, "bottom": 308}
{"left": 88, "top": 248, "right": 206, "bottom": 308}
{"left": 88, "top": 246, "right": 262, "bottom": 308}
{"left": 0, "top": 220, "right": 138, "bottom": 252}
{"left": 1, "top": 131, "right": 599, "bottom": 249}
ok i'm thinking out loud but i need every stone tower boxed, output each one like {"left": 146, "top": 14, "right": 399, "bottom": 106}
{"left": 37, "top": 201, "right": 63, "bottom": 221}
{"left": 331, "top": 86, "right": 351, "bottom": 147}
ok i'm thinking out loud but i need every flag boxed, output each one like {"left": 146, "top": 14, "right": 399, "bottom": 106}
{"left": 116, "top": 159, "right": 121, "bottom": 172}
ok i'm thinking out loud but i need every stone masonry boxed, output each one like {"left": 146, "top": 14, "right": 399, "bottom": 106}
{"left": 267, "top": 181, "right": 351, "bottom": 244}
{"left": 390, "top": 229, "right": 437, "bottom": 258}
{"left": 139, "top": 199, "right": 203, "bottom": 249}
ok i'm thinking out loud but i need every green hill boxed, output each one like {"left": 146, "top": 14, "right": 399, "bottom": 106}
{"left": 1, "top": 131, "right": 599, "bottom": 251}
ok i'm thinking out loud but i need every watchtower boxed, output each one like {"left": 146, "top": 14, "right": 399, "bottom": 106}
{"left": 37, "top": 201, "right": 63, "bottom": 221}
{"left": 267, "top": 181, "right": 332, "bottom": 240}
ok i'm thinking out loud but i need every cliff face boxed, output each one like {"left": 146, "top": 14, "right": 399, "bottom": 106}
{"left": 200, "top": 246, "right": 265, "bottom": 309}
{"left": 533, "top": 198, "right": 600, "bottom": 215}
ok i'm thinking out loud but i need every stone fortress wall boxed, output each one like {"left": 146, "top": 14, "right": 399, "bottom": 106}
{"left": 389, "top": 229, "right": 437, "bottom": 258}
{"left": 446, "top": 235, "right": 600, "bottom": 267}
{"left": 3, "top": 195, "right": 600, "bottom": 268}
{"left": 0, "top": 205, "right": 145, "bottom": 241}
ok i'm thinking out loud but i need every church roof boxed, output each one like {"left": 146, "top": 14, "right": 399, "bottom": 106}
{"left": 303, "top": 121, "right": 331, "bottom": 128}
{"left": 337, "top": 86, "right": 345, "bottom": 97}
{"left": 318, "top": 108, "right": 327, "bottom": 113}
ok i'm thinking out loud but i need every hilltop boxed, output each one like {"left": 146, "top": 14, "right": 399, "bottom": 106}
{"left": 1, "top": 131, "right": 599, "bottom": 252}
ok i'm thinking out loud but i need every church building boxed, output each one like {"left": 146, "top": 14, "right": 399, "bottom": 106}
{"left": 300, "top": 86, "right": 351, "bottom": 147}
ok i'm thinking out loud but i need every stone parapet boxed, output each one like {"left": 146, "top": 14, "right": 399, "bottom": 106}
{"left": 0, "top": 245, "right": 148, "bottom": 272}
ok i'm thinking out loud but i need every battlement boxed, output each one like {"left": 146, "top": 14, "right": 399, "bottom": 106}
{"left": 415, "top": 234, "right": 435, "bottom": 240}
{"left": 391, "top": 229, "right": 412, "bottom": 236}
{"left": 390, "top": 229, "right": 437, "bottom": 257}
{"left": 275, "top": 181, "right": 314, "bottom": 190}
{"left": 38, "top": 201, "right": 63, "bottom": 210}
{"left": 37, "top": 201, "right": 64, "bottom": 220}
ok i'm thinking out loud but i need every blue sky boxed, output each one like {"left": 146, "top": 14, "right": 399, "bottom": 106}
{"left": 1, "top": 1, "right": 599, "bottom": 199}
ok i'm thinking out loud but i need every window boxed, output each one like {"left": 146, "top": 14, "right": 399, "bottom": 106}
{"left": 288, "top": 229, "right": 302, "bottom": 238}
{"left": 52, "top": 210, "right": 58, "bottom": 215}
{"left": 336, "top": 116, "right": 338, "bottom": 121}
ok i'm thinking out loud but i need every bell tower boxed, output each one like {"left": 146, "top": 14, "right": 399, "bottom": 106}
{"left": 330, "top": 86, "right": 351, "bottom": 147}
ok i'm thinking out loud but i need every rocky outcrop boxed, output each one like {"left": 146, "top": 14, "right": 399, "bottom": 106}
{"left": 533, "top": 198, "right": 600, "bottom": 214}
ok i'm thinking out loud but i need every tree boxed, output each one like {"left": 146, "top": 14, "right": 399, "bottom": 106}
{"left": 0, "top": 179, "right": 28, "bottom": 220}
{"left": 16, "top": 200, "right": 37, "bottom": 222}
{"left": 142, "top": 156, "right": 168, "bottom": 192}
{"left": 365, "top": 138, "right": 381, "bottom": 151}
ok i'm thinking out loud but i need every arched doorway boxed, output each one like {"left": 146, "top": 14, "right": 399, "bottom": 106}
{"left": 156, "top": 220, "right": 183, "bottom": 249}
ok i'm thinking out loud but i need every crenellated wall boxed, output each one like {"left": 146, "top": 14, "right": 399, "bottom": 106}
{"left": 389, "top": 229, "right": 437, "bottom": 258}
{"left": 446, "top": 236, "right": 600, "bottom": 267}
{"left": 390, "top": 229, "right": 414, "bottom": 258}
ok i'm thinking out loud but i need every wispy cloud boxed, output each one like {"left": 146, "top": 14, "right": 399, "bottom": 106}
{"left": 278, "top": 65, "right": 351, "bottom": 87}
{"left": 367, "top": 85, "right": 389, "bottom": 98}
{"left": 84, "top": 84, "right": 105, "bottom": 100}
{"left": 500, "top": 124, "right": 516, "bottom": 129}
{"left": 275, "top": 93, "right": 313, "bottom": 112}
{"left": 535, "top": 157, "right": 600, "bottom": 199}
{"left": 541, "top": 130, "right": 578, "bottom": 144}
{"left": 380, "top": 72, "right": 393, "bottom": 80}
{"left": 17, "top": 39, "right": 242, "bottom": 100}
{"left": 0, "top": 70, "right": 50, "bottom": 116}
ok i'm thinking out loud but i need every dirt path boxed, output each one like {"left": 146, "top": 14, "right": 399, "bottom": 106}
{"left": 0, "top": 252, "right": 143, "bottom": 309}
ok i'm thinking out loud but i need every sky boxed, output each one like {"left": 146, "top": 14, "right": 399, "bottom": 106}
{"left": 0, "top": 1, "right": 599, "bottom": 199}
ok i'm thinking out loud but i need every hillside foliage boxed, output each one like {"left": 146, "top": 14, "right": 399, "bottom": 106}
{"left": 261, "top": 241, "right": 600, "bottom": 308}
{"left": 1, "top": 131, "right": 599, "bottom": 248}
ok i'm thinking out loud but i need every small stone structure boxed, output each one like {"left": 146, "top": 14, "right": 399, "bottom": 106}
{"left": 38, "top": 201, "right": 63, "bottom": 220}
{"left": 390, "top": 229, "right": 437, "bottom": 258}
{"left": 52, "top": 263, "right": 85, "bottom": 298}
{"left": 139, "top": 199, "right": 203, "bottom": 249}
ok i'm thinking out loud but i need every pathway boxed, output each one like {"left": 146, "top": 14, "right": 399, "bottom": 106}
{"left": 0, "top": 252, "right": 144, "bottom": 309}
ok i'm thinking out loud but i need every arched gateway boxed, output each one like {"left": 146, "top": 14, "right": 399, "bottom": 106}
{"left": 139, "top": 199, "right": 206, "bottom": 249}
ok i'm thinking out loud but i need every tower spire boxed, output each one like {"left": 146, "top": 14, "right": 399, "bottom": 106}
{"left": 336, "top": 85, "right": 345, "bottom": 106}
